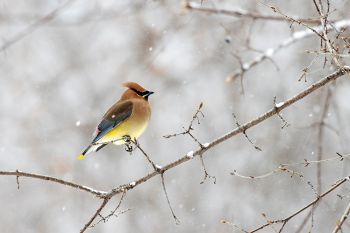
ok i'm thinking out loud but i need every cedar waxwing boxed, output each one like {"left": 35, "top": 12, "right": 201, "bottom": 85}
{"left": 78, "top": 82, "right": 154, "bottom": 159}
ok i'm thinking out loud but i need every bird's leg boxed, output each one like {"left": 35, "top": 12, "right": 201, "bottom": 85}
{"left": 122, "top": 135, "right": 134, "bottom": 153}
{"left": 122, "top": 135, "right": 131, "bottom": 143}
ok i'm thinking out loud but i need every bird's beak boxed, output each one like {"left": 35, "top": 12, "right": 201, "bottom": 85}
{"left": 145, "top": 91, "right": 154, "bottom": 97}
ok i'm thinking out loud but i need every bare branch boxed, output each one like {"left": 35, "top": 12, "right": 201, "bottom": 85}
{"left": 273, "top": 97, "right": 290, "bottom": 129}
{"left": 298, "top": 55, "right": 319, "bottom": 82}
{"left": 312, "top": 0, "right": 342, "bottom": 67}
{"left": 131, "top": 138, "right": 161, "bottom": 172}
{"left": 90, "top": 192, "right": 128, "bottom": 228}
{"left": 0, "top": 170, "right": 107, "bottom": 197}
{"left": 264, "top": 3, "right": 326, "bottom": 40}
{"left": 160, "top": 173, "right": 180, "bottom": 224}
{"left": 85, "top": 66, "right": 350, "bottom": 229}
{"left": 80, "top": 198, "right": 110, "bottom": 233}
{"left": 0, "top": 0, "right": 76, "bottom": 53}
{"left": 1, "top": 67, "right": 349, "bottom": 230}
{"left": 221, "top": 220, "right": 249, "bottom": 233}
{"left": 231, "top": 152, "right": 349, "bottom": 179}
{"left": 231, "top": 165, "right": 320, "bottom": 196}
{"left": 184, "top": 1, "right": 324, "bottom": 24}
{"left": 128, "top": 139, "right": 179, "bottom": 223}
{"left": 232, "top": 113, "right": 262, "bottom": 151}
{"left": 236, "top": 175, "right": 350, "bottom": 233}
{"left": 163, "top": 102, "right": 204, "bottom": 141}
{"left": 332, "top": 201, "right": 350, "bottom": 233}
{"left": 226, "top": 19, "right": 350, "bottom": 82}
{"left": 16, "top": 169, "right": 20, "bottom": 190}
{"left": 199, "top": 154, "right": 216, "bottom": 184}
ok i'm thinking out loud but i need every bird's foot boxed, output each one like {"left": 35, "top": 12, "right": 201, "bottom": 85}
{"left": 122, "top": 135, "right": 132, "bottom": 143}
{"left": 123, "top": 135, "right": 134, "bottom": 153}
{"left": 125, "top": 144, "right": 134, "bottom": 153}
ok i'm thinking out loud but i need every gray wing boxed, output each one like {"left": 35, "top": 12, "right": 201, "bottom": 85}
{"left": 91, "top": 100, "right": 133, "bottom": 143}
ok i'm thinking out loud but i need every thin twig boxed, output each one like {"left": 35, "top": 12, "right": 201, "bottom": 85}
{"left": 226, "top": 19, "right": 350, "bottom": 82}
{"left": 263, "top": 3, "right": 326, "bottom": 40}
{"left": 223, "top": 176, "right": 350, "bottom": 233}
{"left": 331, "top": 201, "right": 350, "bottom": 233}
{"left": 16, "top": 169, "right": 20, "bottom": 190}
{"left": 80, "top": 198, "right": 111, "bottom": 233}
{"left": 160, "top": 173, "right": 180, "bottom": 224}
{"left": 184, "top": 1, "right": 325, "bottom": 24}
{"left": 99, "top": 67, "right": 350, "bottom": 228}
{"left": 221, "top": 220, "right": 249, "bottom": 233}
{"left": 231, "top": 165, "right": 320, "bottom": 196}
{"left": 163, "top": 102, "right": 204, "bottom": 142}
{"left": 312, "top": 0, "right": 342, "bottom": 67}
{"left": 199, "top": 154, "right": 216, "bottom": 184}
{"left": 232, "top": 113, "right": 262, "bottom": 151}
{"left": 129, "top": 139, "right": 178, "bottom": 223}
{"left": 231, "top": 153, "right": 349, "bottom": 180}
{"left": 0, "top": 0, "right": 76, "bottom": 53}
{"left": 248, "top": 176, "right": 350, "bottom": 233}
{"left": 298, "top": 55, "right": 319, "bottom": 82}
{"left": 131, "top": 138, "right": 160, "bottom": 172}
{"left": 273, "top": 97, "right": 290, "bottom": 129}
{"left": 90, "top": 192, "right": 128, "bottom": 228}
{"left": 1, "top": 67, "right": 349, "bottom": 231}
{"left": 0, "top": 170, "right": 107, "bottom": 197}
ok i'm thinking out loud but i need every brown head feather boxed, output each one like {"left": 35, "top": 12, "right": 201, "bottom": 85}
{"left": 123, "top": 82, "right": 147, "bottom": 92}
{"left": 121, "top": 82, "right": 149, "bottom": 100}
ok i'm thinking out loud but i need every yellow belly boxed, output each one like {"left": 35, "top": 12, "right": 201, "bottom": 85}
{"left": 98, "top": 118, "right": 149, "bottom": 145}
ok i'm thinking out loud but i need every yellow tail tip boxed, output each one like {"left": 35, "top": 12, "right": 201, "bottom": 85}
{"left": 77, "top": 154, "right": 85, "bottom": 160}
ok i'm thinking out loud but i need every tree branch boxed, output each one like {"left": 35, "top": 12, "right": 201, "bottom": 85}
{"left": 80, "top": 198, "right": 111, "bottom": 233}
{"left": 331, "top": 201, "right": 350, "bottom": 233}
{"left": 0, "top": 170, "right": 107, "bottom": 197}
{"left": 1, "top": 66, "right": 349, "bottom": 231}
{"left": 248, "top": 175, "right": 350, "bottom": 233}
{"left": 226, "top": 19, "right": 350, "bottom": 82}
{"left": 184, "top": 1, "right": 324, "bottom": 24}
{"left": 0, "top": 0, "right": 76, "bottom": 53}
{"left": 82, "top": 66, "right": 350, "bottom": 229}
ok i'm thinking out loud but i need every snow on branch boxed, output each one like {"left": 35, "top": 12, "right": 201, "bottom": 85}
{"left": 1, "top": 66, "right": 349, "bottom": 231}
{"left": 226, "top": 19, "right": 350, "bottom": 83}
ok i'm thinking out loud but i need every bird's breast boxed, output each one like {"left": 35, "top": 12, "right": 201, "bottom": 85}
{"left": 100, "top": 99, "right": 151, "bottom": 145}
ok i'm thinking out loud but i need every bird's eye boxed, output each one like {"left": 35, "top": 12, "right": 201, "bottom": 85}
{"left": 130, "top": 88, "right": 144, "bottom": 96}
{"left": 142, "top": 91, "right": 154, "bottom": 97}
{"left": 141, "top": 91, "right": 149, "bottom": 96}
{"left": 130, "top": 88, "right": 154, "bottom": 98}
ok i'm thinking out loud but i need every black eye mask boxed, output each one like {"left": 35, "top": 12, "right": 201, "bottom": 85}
{"left": 130, "top": 88, "right": 154, "bottom": 98}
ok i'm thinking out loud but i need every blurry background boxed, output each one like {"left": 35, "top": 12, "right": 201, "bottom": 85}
{"left": 1, "top": 0, "right": 350, "bottom": 232}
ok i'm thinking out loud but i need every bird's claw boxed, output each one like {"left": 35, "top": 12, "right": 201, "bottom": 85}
{"left": 122, "top": 135, "right": 132, "bottom": 143}
{"left": 125, "top": 144, "right": 134, "bottom": 153}
{"left": 123, "top": 135, "right": 134, "bottom": 153}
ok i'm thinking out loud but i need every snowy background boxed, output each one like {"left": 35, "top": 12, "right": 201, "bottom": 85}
{"left": 1, "top": 0, "right": 350, "bottom": 232}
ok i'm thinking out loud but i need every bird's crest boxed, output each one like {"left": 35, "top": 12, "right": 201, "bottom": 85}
{"left": 123, "top": 82, "right": 147, "bottom": 92}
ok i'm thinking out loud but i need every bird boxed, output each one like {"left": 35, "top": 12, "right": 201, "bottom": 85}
{"left": 78, "top": 82, "right": 154, "bottom": 160}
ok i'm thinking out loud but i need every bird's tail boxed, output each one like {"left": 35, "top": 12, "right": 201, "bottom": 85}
{"left": 77, "top": 144, "right": 107, "bottom": 160}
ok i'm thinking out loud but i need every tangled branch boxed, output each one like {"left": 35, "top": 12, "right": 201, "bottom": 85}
{"left": 226, "top": 19, "right": 350, "bottom": 84}
{"left": 0, "top": 66, "right": 349, "bottom": 231}
{"left": 222, "top": 175, "right": 350, "bottom": 233}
